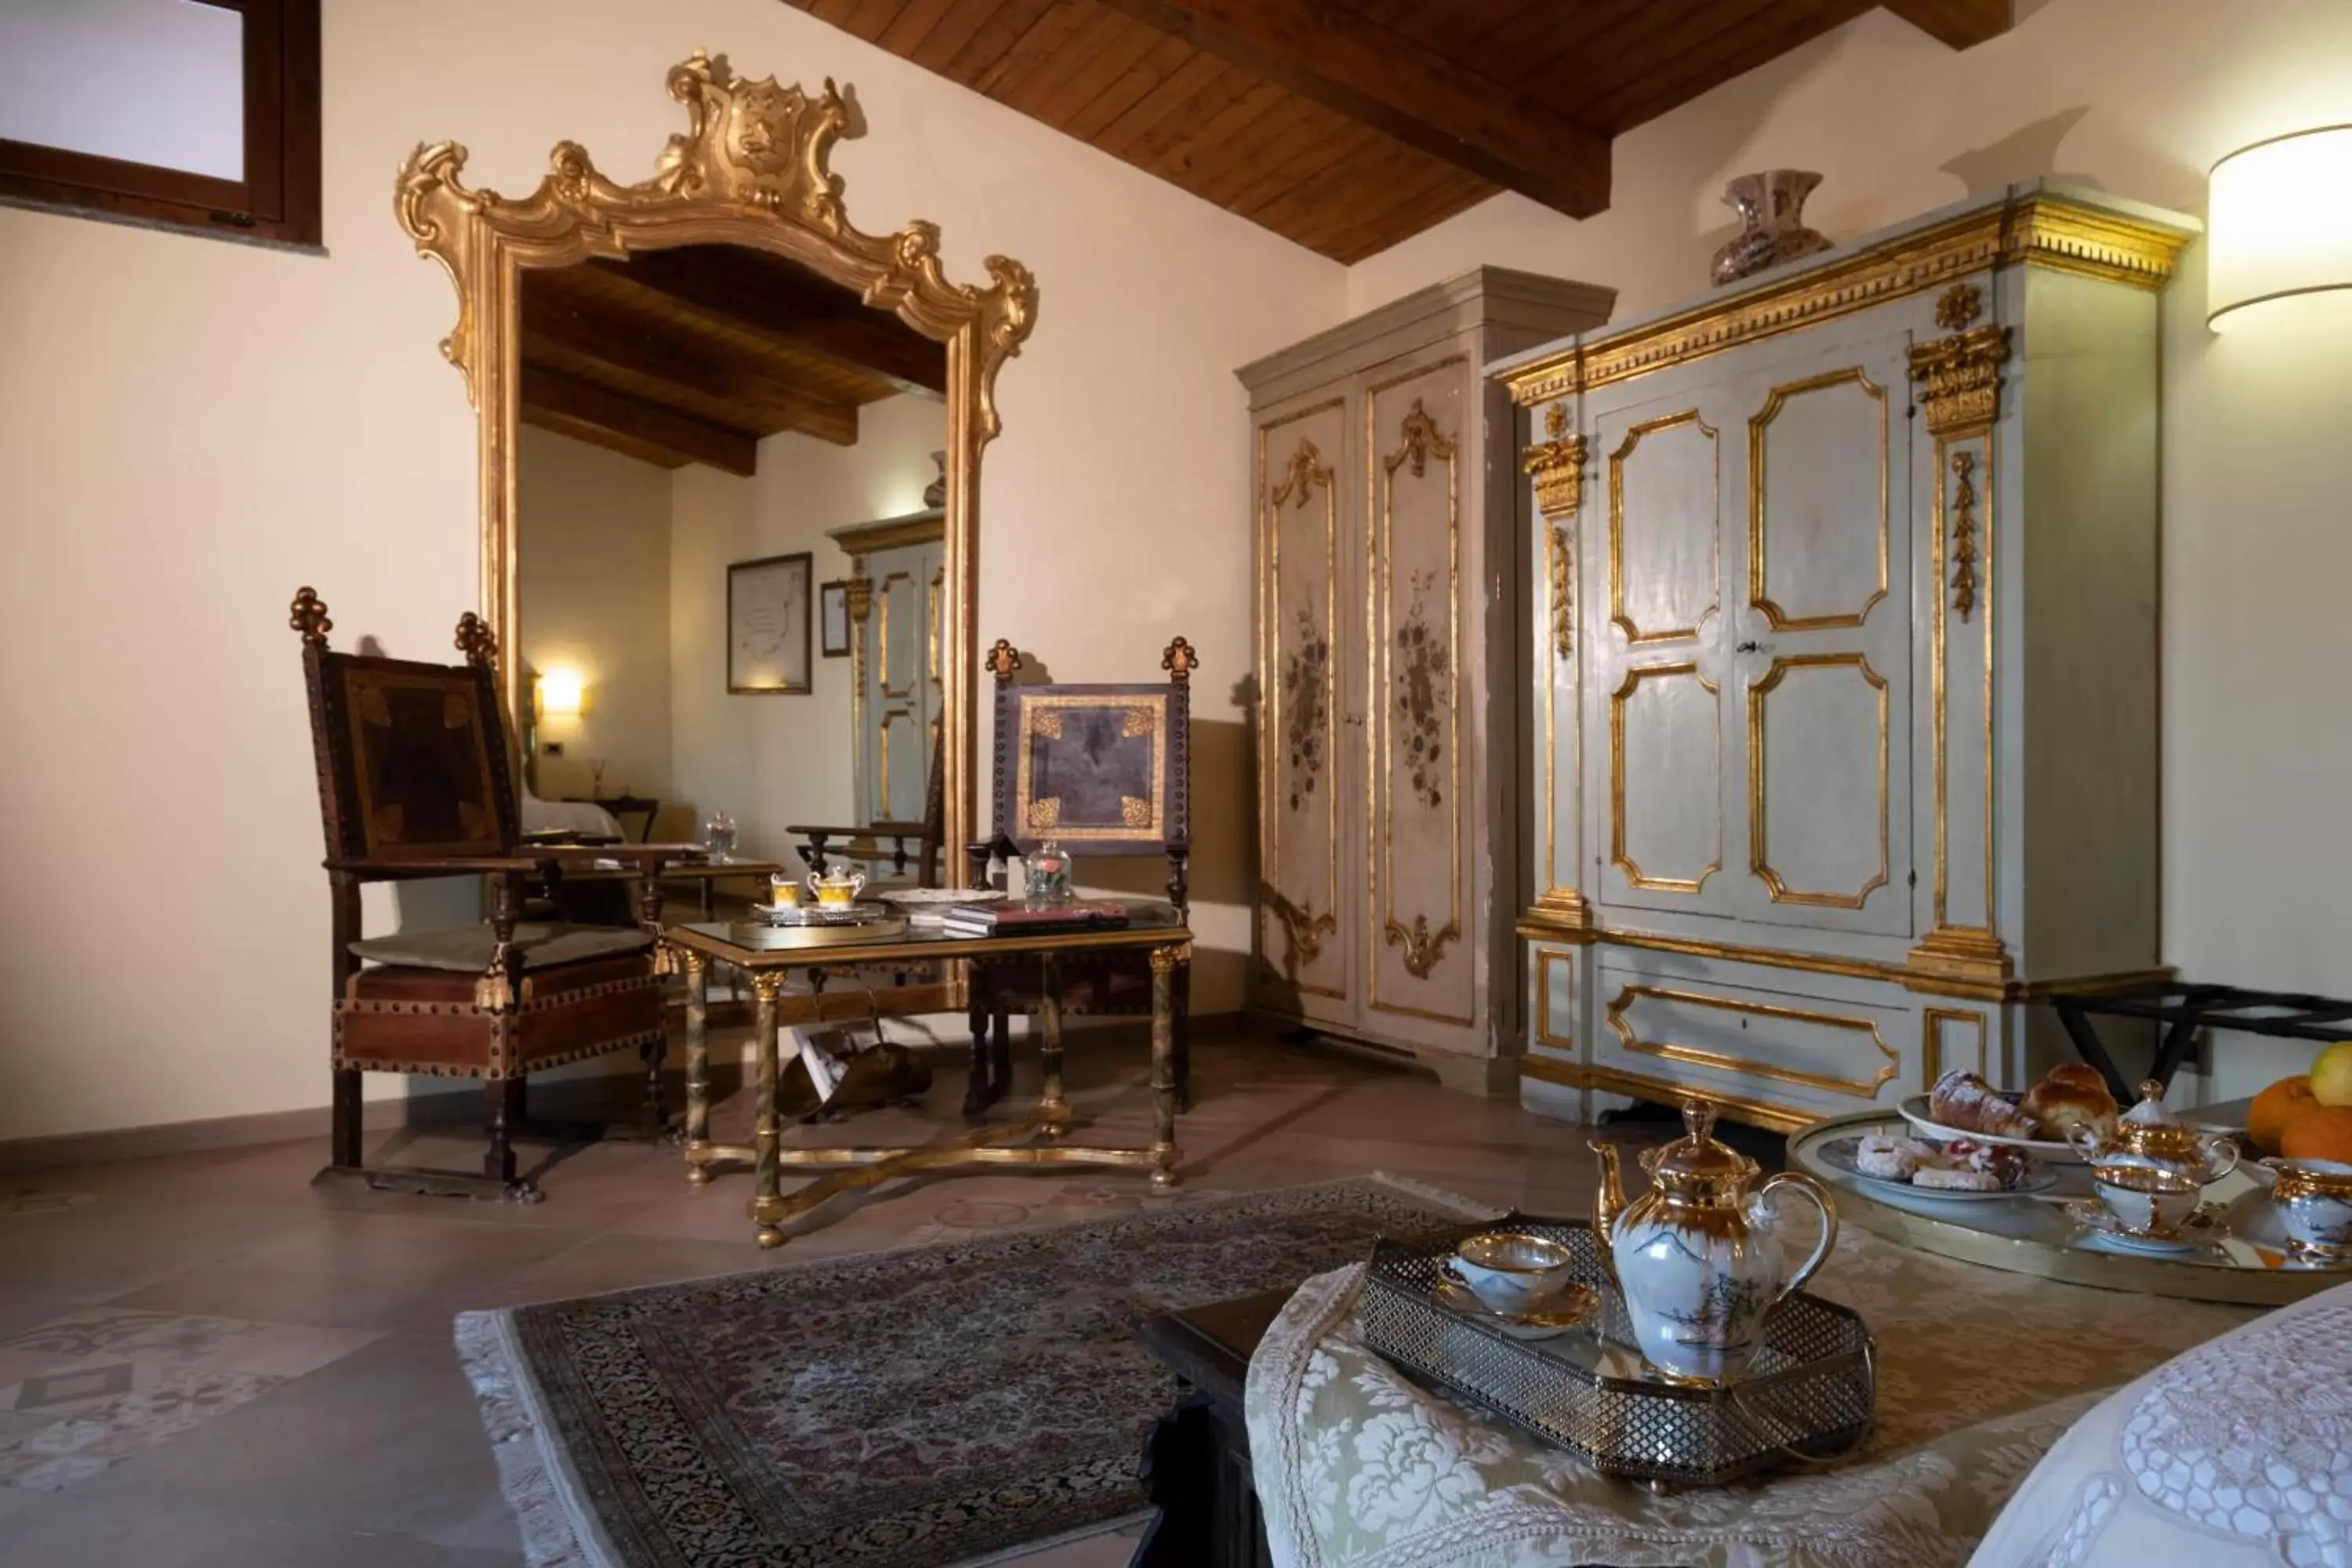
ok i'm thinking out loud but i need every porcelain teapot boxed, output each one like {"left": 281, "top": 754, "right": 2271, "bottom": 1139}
{"left": 1590, "top": 1100, "right": 1838, "bottom": 1387}
{"left": 2065, "top": 1080, "right": 2238, "bottom": 1185}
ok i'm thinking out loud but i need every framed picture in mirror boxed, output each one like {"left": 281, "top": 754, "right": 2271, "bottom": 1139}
{"left": 819, "top": 579, "right": 851, "bottom": 659}
{"left": 728, "top": 551, "right": 812, "bottom": 694}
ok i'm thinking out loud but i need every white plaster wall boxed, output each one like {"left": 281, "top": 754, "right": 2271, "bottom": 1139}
{"left": 0, "top": 0, "right": 1338, "bottom": 1141}
{"left": 1345, "top": 0, "right": 2352, "bottom": 1101}
{"left": 517, "top": 427, "right": 674, "bottom": 809}
{"left": 670, "top": 392, "right": 942, "bottom": 860}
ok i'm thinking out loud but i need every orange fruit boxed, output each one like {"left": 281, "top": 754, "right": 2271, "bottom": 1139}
{"left": 2279, "top": 1104, "right": 2352, "bottom": 1164}
{"left": 2249, "top": 1075, "right": 2320, "bottom": 1153}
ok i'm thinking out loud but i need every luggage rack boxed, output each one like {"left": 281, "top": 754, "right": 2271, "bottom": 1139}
{"left": 2048, "top": 979, "right": 2352, "bottom": 1105}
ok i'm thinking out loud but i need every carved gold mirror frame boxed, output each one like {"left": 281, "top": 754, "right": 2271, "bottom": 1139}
{"left": 394, "top": 51, "right": 1037, "bottom": 860}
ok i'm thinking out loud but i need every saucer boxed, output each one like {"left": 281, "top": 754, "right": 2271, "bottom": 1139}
{"left": 2063, "top": 1198, "right": 2226, "bottom": 1254}
{"left": 1432, "top": 1275, "right": 1598, "bottom": 1340}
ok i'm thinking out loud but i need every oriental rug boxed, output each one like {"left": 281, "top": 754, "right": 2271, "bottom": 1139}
{"left": 456, "top": 1175, "right": 1478, "bottom": 1568}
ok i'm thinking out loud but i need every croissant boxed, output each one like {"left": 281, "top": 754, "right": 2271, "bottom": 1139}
{"left": 1929, "top": 1069, "right": 2040, "bottom": 1138}
{"left": 2021, "top": 1062, "right": 2119, "bottom": 1142}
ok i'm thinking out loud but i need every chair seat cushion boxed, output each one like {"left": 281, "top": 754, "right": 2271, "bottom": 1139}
{"left": 348, "top": 921, "right": 652, "bottom": 974}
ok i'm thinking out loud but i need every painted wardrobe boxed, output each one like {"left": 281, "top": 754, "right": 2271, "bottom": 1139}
{"left": 1500, "top": 182, "right": 2199, "bottom": 1131}
{"left": 1243, "top": 268, "right": 1614, "bottom": 1092}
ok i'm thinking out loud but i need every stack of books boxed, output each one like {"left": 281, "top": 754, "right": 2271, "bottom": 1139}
{"left": 941, "top": 899, "right": 1131, "bottom": 938}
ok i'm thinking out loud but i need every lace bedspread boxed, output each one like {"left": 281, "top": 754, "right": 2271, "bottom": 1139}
{"left": 1243, "top": 1228, "right": 2255, "bottom": 1568}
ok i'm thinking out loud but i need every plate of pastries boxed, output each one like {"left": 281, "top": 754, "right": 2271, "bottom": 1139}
{"left": 1897, "top": 1064, "right": 2120, "bottom": 1163}
{"left": 1816, "top": 1130, "right": 2058, "bottom": 1198}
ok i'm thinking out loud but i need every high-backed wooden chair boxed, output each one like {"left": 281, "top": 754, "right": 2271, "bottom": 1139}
{"left": 292, "top": 587, "right": 681, "bottom": 1201}
{"left": 788, "top": 717, "right": 946, "bottom": 887}
{"left": 964, "top": 637, "right": 1194, "bottom": 1116}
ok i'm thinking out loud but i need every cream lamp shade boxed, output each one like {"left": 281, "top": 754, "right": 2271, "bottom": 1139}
{"left": 2208, "top": 125, "right": 2352, "bottom": 330}
{"left": 535, "top": 667, "right": 585, "bottom": 717}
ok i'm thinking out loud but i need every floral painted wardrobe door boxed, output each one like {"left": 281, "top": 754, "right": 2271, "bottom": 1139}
{"left": 1256, "top": 394, "right": 1351, "bottom": 1014}
{"left": 1365, "top": 360, "right": 1476, "bottom": 1034}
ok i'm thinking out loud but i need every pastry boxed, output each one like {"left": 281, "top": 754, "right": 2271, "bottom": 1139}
{"left": 1940, "top": 1137, "right": 2034, "bottom": 1191}
{"left": 1929, "top": 1069, "right": 2040, "bottom": 1138}
{"left": 1913, "top": 1166, "right": 2002, "bottom": 1192}
{"left": 1855, "top": 1133, "right": 1933, "bottom": 1180}
{"left": 2022, "top": 1062, "right": 2119, "bottom": 1142}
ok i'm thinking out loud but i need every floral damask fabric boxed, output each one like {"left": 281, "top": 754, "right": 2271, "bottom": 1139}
{"left": 1246, "top": 1228, "right": 2256, "bottom": 1568}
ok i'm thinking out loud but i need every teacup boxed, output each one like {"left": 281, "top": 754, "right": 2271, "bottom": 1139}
{"left": 2265, "top": 1158, "right": 2352, "bottom": 1260}
{"left": 1443, "top": 1231, "right": 1577, "bottom": 1316}
{"left": 2092, "top": 1162, "right": 2202, "bottom": 1239}
{"left": 768, "top": 875, "right": 803, "bottom": 909}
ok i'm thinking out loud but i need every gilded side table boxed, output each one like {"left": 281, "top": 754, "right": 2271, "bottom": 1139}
{"left": 661, "top": 906, "right": 1192, "bottom": 1247}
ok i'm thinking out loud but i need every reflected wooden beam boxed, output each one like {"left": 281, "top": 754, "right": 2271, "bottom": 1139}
{"left": 587, "top": 249, "right": 948, "bottom": 396}
{"left": 1094, "top": 0, "right": 1610, "bottom": 217}
{"left": 1879, "top": 0, "right": 2013, "bottom": 48}
{"left": 519, "top": 365, "right": 759, "bottom": 476}
{"left": 521, "top": 290, "right": 862, "bottom": 446}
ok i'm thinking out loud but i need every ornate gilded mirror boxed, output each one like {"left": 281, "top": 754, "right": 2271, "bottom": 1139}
{"left": 394, "top": 52, "right": 1035, "bottom": 871}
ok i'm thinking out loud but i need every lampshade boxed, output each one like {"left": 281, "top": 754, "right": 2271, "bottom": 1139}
{"left": 2208, "top": 125, "right": 2352, "bottom": 330}
{"left": 535, "top": 667, "right": 585, "bottom": 717}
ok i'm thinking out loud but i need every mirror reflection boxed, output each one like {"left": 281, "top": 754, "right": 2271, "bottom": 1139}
{"left": 510, "top": 241, "right": 948, "bottom": 917}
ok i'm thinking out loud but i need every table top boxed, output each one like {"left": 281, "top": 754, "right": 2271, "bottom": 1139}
{"left": 662, "top": 899, "right": 1191, "bottom": 969}
{"left": 560, "top": 858, "right": 786, "bottom": 882}
{"left": 1791, "top": 1108, "right": 2350, "bottom": 1305}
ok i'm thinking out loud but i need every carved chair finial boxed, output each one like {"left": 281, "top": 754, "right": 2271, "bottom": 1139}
{"left": 985, "top": 638, "right": 1023, "bottom": 686}
{"left": 289, "top": 587, "right": 332, "bottom": 648}
{"left": 455, "top": 612, "right": 497, "bottom": 668}
{"left": 1161, "top": 636, "right": 1199, "bottom": 684}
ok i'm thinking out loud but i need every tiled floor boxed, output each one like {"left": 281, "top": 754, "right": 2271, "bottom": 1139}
{"left": 0, "top": 1023, "right": 1620, "bottom": 1566}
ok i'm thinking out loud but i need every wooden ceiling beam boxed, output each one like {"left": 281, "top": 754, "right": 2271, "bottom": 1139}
{"left": 520, "top": 290, "right": 862, "bottom": 446}
{"left": 1094, "top": 0, "right": 1611, "bottom": 217}
{"left": 591, "top": 249, "right": 947, "bottom": 396}
{"left": 519, "top": 366, "right": 760, "bottom": 476}
{"left": 1878, "top": 0, "right": 2012, "bottom": 48}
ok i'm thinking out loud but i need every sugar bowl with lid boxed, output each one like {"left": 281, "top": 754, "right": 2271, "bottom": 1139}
{"left": 2065, "top": 1080, "right": 2240, "bottom": 1185}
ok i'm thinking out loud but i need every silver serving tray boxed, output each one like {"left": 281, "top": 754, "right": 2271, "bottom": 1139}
{"left": 748, "top": 900, "right": 898, "bottom": 927}
{"left": 1357, "top": 1214, "right": 1874, "bottom": 1488}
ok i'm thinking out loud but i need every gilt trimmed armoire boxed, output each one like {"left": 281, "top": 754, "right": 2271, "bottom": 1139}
{"left": 1501, "top": 182, "right": 2198, "bottom": 1130}
{"left": 1243, "top": 268, "right": 1616, "bottom": 1092}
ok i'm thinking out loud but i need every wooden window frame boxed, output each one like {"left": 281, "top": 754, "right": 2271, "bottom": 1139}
{"left": 0, "top": 0, "right": 321, "bottom": 247}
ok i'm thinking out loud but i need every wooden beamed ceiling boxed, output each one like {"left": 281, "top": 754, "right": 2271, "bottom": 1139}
{"left": 783, "top": 0, "right": 2011, "bottom": 263}
{"left": 516, "top": 244, "right": 947, "bottom": 474}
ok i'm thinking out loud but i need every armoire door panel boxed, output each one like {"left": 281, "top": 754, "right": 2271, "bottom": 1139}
{"left": 1608, "top": 410, "right": 1721, "bottom": 643}
{"left": 1748, "top": 368, "right": 1889, "bottom": 630}
{"left": 1588, "top": 382, "right": 1736, "bottom": 920}
{"left": 877, "top": 706, "right": 924, "bottom": 822}
{"left": 1366, "top": 359, "right": 1475, "bottom": 1028}
{"left": 1610, "top": 662, "right": 1722, "bottom": 895}
{"left": 1725, "top": 327, "right": 1915, "bottom": 938}
{"left": 877, "top": 570, "right": 922, "bottom": 699}
{"left": 1749, "top": 653, "right": 1889, "bottom": 908}
{"left": 1255, "top": 397, "right": 1351, "bottom": 1008}
{"left": 855, "top": 539, "right": 941, "bottom": 826}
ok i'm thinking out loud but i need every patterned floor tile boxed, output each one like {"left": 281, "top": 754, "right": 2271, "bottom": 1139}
{"left": 0, "top": 1308, "right": 378, "bottom": 1493}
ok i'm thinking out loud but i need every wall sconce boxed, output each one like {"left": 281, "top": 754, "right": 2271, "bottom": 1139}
{"left": 535, "top": 667, "right": 586, "bottom": 718}
{"left": 2209, "top": 125, "right": 2352, "bottom": 331}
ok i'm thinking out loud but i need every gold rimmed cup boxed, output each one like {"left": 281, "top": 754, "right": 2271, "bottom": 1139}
{"left": 2092, "top": 1161, "right": 2202, "bottom": 1240}
{"left": 1445, "top": 1230, "right": 1578, "bottom": 1317}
